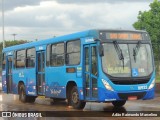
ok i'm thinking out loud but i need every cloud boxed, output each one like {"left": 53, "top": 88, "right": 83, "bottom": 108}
{"left": 35, "top": 15, "right": 53, "bottom": 22}
{"left": 0, "top": 0, "right": 153, "bottom": 11}
{"left": 0, "top": 0, "right": 152, "bottom": 41}
{"left": 55, "top": 0, "right": 153, "bottom": 4}
{"left": 0, "top": 0, "right": 50, "bottom": 11}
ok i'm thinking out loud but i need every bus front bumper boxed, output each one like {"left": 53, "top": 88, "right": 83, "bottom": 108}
{"left": 98, "top": 87, "right": 155, "bottom": 102}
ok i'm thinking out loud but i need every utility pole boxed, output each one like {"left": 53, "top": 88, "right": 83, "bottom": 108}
{"left": 12, "top": 34, "right": 17, "bottom": 41}
{"left": 2, "top": 0, "right": 5, "bottom": 48}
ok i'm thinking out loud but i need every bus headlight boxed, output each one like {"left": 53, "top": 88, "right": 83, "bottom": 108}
{"left": 148, "top": 79, "right": 155, "bottom": 90}
{"left": 102, "top": 79, "right": 114, "bottom": 91}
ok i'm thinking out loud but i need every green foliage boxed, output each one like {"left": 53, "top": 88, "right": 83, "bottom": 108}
{"left": 133, "top": 0, "right": 160, "bottom": 75}
{"left": 0, "top": 40, "right": 28, "bottom": 52}
{"left": 0, "top": 40, "right": 28, "bottom": 72}
{"left": 0, "top": 40, "right": 29, "bottom": 71}
{"left": 133, "top": 0, "right": 160, "bottom": 43}
{"left": 156, "top": 75, "right": 160, "bottom": 83}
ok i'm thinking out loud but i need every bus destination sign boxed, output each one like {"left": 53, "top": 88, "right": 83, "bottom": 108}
{"left": 100, "top": 32, "right": 144, "bottom": 41}
{"left": 109, "top": 33, "right": 142, "bottom": 40}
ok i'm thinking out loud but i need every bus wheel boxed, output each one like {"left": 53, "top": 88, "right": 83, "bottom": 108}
{"left": 70, "top": 86, "right": 86, "bottom": 109}
{"left": 112, "top": 100, "right": 126, "bottom": 107}
{"left": 19, "top": 84, "right": 28, "bottom": 103}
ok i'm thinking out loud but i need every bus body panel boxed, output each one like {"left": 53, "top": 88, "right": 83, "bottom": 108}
{"left": 2, "top": 70, "right": 7, "bottom": 93}
{"left": 98, "top": 87, "right": 155, "bottom": 102}
{"left": 45, "top": 65, "right": 84, "bottom": 99}
{"left": 12, "top": 69, "right": 27, "bottom": 94}
{"left": 25, "top": 68, "right": 37, "bottom": 96}
{"left": 98, "top": 73, "right": 155, "bottom": 102}
{"left": 45, "top": 66, "right": 67, "bottom": 98}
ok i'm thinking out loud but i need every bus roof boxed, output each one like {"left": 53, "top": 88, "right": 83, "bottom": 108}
{"left": 3, "top": 29, "right": 99, "bottom": 52}
{"left": 2, "top": 29, "right": 146, "bottom": 52}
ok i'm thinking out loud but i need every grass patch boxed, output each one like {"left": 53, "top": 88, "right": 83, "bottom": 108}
{"left": 156, "top": 75, "right": 160, "bottom": 83}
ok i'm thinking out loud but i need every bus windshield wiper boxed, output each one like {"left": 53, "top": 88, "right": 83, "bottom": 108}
{"left": 133, "top": 41, "right": 141, "bottom": 62}
{"left": 113, "top": 41, "right": 124, "bottom": 69}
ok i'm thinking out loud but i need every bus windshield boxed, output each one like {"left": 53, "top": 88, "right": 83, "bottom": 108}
{"left": 102, "top": 43, "right": 153, "bottom": 77}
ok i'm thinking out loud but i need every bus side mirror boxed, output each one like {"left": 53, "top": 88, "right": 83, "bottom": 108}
{"left": 99, "top": 44, "right": 104, "bottom": 56}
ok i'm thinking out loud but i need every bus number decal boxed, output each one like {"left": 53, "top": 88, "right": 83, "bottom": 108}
{"left": 7, "top": 51, "right": 13, "bottom": 55}
{"left": 38, "top": 46, "right": 44, "bottom": 50}
{"left": 19, "top": 72, "right": 24, "bottom": 78}
{"left": 85, "top": 38, "right": 94, "bottom": 43}
{"left": 138, "top": 85, "right": 147, "bottom": 90}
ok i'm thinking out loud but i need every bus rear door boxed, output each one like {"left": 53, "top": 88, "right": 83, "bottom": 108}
{"left": 84, "top": 44, "right": 98, "bottom": 100}
{"left": 6, "top": 55, "right": 13, "bottom": 93}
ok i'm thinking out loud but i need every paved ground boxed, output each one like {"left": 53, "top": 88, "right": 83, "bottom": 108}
{"left": 0, "top": 83, "right": 159, "bottom": 120}
{"left": 0, "top": 92, "right": 160, "bottom": 120}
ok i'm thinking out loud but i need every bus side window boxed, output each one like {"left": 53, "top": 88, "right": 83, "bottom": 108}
{"left": 16, "top": 50, "right": 25, "bottom": 68}
{"left": 51, "top": 43, "right": 64, "bottom": 66}
{"left": 66, "top": 40, "right": 80, "bottom": 65}
{"left": 2, "top": 53, "right": 6, "bottom": 70}
{"left": 26, "top": 48, "right": 35, "bottom": 68}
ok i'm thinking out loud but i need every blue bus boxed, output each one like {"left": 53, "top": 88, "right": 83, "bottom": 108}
{"left": 2, "top": 29, "right": 155, "bottom": 109}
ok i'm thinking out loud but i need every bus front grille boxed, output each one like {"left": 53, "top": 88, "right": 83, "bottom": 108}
{"left": 111, "top": 80, "right": 149, "bottom": 85}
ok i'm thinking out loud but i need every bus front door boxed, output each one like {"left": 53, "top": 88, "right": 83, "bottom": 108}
{"left": 6, "top": 56, "right": 13, "bottom": 93}
{"left": 36, "top": 51, "right": 45, "bottom": 95}
{"left": 84, "top": 44, "right": 98, "bottom": 100}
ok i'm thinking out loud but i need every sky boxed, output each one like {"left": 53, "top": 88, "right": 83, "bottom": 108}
{"left": 0, "top": 0, "right": 154, "bottom": 42}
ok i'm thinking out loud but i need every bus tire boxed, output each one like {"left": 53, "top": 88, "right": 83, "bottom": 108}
{"left": 19, "top": 84, "right": 28, "bottom": 103}
{"left": 112, "top": 100, "right": 126, "bottom": 107}
{"left": 70, "top": 86, "right": 86, "bottom": 109}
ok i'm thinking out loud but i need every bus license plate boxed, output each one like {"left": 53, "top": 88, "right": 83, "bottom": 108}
{"left": 128, "top": 96, "right": 137, "bottom": 100}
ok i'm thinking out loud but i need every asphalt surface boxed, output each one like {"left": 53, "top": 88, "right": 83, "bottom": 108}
{"left": 0, "top": 83, "right": 159, "bottom": 120}
{"left": 0, "top": 92, "right": 160, "bottom": 120}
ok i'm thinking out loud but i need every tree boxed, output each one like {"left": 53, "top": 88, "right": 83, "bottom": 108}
{"left": 133, "top": 0, "right": 160, "bottom": 74}
{"left": 133, "top": 0, "right": 160, "bottom": 43}
{"left": 0, "top": 40, "right": 29, "bottom": 72}
{"left": 0, "top": 40, "right": 29, "bottom": 53}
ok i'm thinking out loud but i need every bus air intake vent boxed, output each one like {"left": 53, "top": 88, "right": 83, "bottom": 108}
{"left": 110, "top": 77, "right": 150, "bottom": 85}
